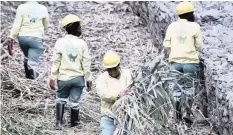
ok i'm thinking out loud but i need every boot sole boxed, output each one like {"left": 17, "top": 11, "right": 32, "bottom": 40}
{"left": 70, "top": 121, "right": 80, "bottom": 127}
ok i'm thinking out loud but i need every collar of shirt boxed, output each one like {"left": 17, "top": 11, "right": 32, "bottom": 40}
{"left": 178, "top": 19, "right": 188, "bottom": 22}
{"left": 65, "top": 34, "right": 79, "bottom": 39}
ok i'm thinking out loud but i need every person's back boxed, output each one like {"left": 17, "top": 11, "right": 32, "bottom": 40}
{"left": 10, "top": 1, "right": 49, "bottom": 40}
{"left": 52, "top": 35, "right": 90, "bottom": 81}
{"left": 163, "top": 2, "right": 203, "bottom": 125}
{"left": 8, "top": 1, "right": 49, "bottom": 79}
{"left": 166, "top": 20, "right": 202, "bottom": 63}
{"left": 49, "top": 14, "right": 92, "bottom": 130}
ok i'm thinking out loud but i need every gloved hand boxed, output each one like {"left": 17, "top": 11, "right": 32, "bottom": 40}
{"left": 49, "top": 79, "right": 55, "bottom": 90}
{"left": 119, "top": 89, "right": 130, "bottom": 98}
{"left": 7, "top": 38, "right": 14, "bottom": 55}
{"left": 86, "top": 81, "right": 92, "bottom": 92}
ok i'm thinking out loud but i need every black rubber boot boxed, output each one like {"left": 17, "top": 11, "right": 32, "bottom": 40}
{"left": 175, "top": 101, "right": 182, "bottom": 123}
{"left": 55, "top": 103, "right": 65, "bottom": 130}
{"left": 28, "top": 69, "right": 39, "bottom": 79}
{"left": 24, "top": 62, "right": 31, "bottom": 79}
{"left": 182, "top": 109, "right": 193, "bottom": 125}
{"left": 183, "top": 99, "right": 193, "bottom": 125}
{"left": 70, "top": 108, "right": 80, "bottom": 127}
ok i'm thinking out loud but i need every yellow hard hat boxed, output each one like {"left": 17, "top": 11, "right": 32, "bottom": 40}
{"left": 61, "top": 14, "right": 83, "bottom": 28}
{"left": 176, "top": 2, "right": 195, "bottom": 15}
{"left": 103, "top": 51, "right": 120, "bottom": 68}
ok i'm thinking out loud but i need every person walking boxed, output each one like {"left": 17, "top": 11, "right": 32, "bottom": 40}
{"left": 49, "top": 14, "right": 92, "bottom": 130}
{"left": 96, "top": 51, "right": 132, "bottom": 135}
{"left": 163, "top": 2, "right": 203, "bottom": 124}
{"left": 8, "top": 1, "right": 49, "bottom": 79}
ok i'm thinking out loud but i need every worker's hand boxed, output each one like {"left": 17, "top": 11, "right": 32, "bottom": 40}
{"left": 164, "top": 48, "right": 170, "bottom": 60}
{"left": 119, "top": 89, "right": 130, "bottom": 98}
{"left": 86, "top": 81, "right": 92, "bottom": 92}
{"left": 49, "top": 79, "right": 56, "bottom": 90}
{"left": 7, "top": 38, "right": 14, "bottom": 55}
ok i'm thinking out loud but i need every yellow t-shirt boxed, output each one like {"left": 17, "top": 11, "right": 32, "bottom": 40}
{"left": 96, "top": 69, "right": 132, "bottom": 118}
{"left": 163, "top": 19, "right": 203, "bottom": 63}
{"left": 9, "top": 2, "right": 49, "bottom": 40}
{"left": 50, "top": 34, "right": 92, "bottom": 82}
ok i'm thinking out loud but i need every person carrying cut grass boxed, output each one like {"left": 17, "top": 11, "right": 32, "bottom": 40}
{"left": 49, "top": 14, "right": 92, "bottom": 130}
{"left": 96, "top": 51, "right": 132, "bottom": 135}
{"left": 163, "top": 2, "right": 203, "bottom": 124}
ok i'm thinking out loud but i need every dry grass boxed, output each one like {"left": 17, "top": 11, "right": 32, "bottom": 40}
{"left": 112, "top": 54, "right": 217, "bottom": 135}
{"left": 1, "top": 1, "right": 217, "bottom": 135}
{"left": 112, "top": 55, "right": 172, "bottom": 135}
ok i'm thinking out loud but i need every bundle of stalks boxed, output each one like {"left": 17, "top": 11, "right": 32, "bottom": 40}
{"left": 112, "top": 53, "right": 206, "bottom": 135}
{"left": 112, "top": 54, "right": 174, "bottom": 135}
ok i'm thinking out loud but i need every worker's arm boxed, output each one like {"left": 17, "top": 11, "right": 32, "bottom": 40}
{"left": 194, "top": 24, "right": 203, "bottom": 51}
{"left": 117, "top": 69, "right": 133, "bottom": 98}
{"left": 163, "top": 25, "right": 172, "bottom": 48}
{"left": 163, "top": 25, "right": 172, "bottom": 59}
{"left": 164, "top": 48, "right": 170, "bottom": 59}
{"left": 96, "top": 76, "right": 119, "bottom": 103}
{"left": 42, "top": 7, "right": 49, "bottom": 30}
{"left": 9, "top": 6, "right": 23, "bottom": 41}
{"left": 50, "top": 40, "right": 62, "bottom": 80}
{"left": 81, "top": 41, "right": 92, "bottom": 82}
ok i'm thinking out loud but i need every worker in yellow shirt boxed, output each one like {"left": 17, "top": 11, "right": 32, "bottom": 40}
{"left": 96, "top": 51, "right": 132, "bottom": 135}
{"left": 163, "top": 2, "right": 203, "bottom": 124}
{"left": 7, "top": 1, "right": 49, "bottom": 79}
{"left": 49, "top": 14, "right": 92, "bottom": 130}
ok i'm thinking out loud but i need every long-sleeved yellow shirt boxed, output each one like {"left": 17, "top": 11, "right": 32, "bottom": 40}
{"left": 96, "top": 69, "right": 132, "bottom": 118}
{"left": 50, "top": 34, "right": 92, "bottom": 82}
{"left": 9, "top": 2, "right": 49, "bottom": 41}
{"left": 163, "top": 19, "right": 203, "bottom": 63}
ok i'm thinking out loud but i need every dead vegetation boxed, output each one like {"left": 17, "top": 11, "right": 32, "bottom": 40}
{"left": 1, "top": 1, "right": 217, "bottom": 135}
